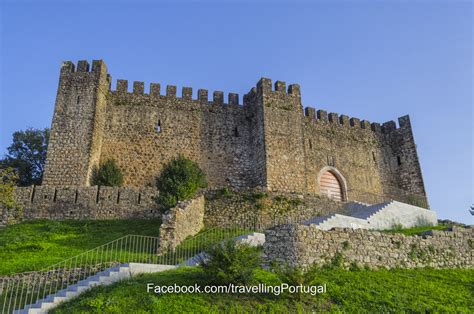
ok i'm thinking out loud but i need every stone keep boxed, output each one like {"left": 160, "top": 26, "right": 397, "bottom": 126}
{"left": 42, "top": 60, "right": 427, "bottom": 205}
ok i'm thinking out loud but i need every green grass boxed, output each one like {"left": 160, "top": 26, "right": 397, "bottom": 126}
{"left": 0, "top": 219, "right": 161, "bottom": 275}
{"left": 383, "top": 223, "right": 450, "bottom": 236}
{"left": 51, "top": 267, "right": 474, "bottom": 313}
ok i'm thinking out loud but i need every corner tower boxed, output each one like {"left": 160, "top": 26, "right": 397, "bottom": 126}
{"left": 42, "top": 60, "right": 110, "bottom": 186}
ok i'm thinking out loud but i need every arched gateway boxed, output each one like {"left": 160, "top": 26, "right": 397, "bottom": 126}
{"left": 317, "top": 167, "right": 347, "bottom": 202}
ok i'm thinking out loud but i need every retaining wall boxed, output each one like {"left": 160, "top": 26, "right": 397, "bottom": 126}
{"left": 264, "top": 224, "right": 473, "bottom": 269}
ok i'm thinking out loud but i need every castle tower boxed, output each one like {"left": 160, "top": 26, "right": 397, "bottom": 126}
{"left": 255, "top": 78, "right": 307, "bottom": 193}
{"left": 382, "top": 115, "right": 428, "bottom": 205}
{"left": 42, "top": 60, "right": 110, "bottom": 186}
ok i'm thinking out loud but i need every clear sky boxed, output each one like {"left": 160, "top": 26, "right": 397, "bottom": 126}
{"left": 1, "top": 0, "right": 472, "bottom": 223}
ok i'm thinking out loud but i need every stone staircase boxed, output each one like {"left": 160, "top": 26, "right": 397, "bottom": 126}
{"left": 234, "top": 232, "right": 266, "bottom": 247}
{"left": 14, "top": 264, "right": 131, "bottom": 314}
{"left": 305, "top": 200, "right": 437, "bottom": 230}
{"left": 182, "top": 252, "right": 208, "bottom": 266}
{"left": 14, "top": 263, "right": 177, "bottom": 314}
{"left": 14, "top": 232, "right": 266, "bottom": 313}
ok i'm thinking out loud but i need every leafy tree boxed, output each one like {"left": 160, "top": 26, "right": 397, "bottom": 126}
{"left": 92, "top": 159, "right": 124, "bottom": 187}
{"left": 155, "top": 155, "right": 207, "bottom": 209}
{"left": 0, "top": 167, "right": 23, "bottom": 221}
{"left": 1, "top": 128, "right": 49, "bottom": 186}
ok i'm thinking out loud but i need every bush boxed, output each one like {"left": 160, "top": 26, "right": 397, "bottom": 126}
{"left": 92, "top": 159, "right": 123, "bottom": 187}
{"left": 0, "top": 167, "right": 23, "bottom": 222}
{"left": 155, "top": 155, "right": 207, "bottom": 209}
{"left": 201, "top": 240, "right": 261, "bottom": 285}
{"left": 271, "top": 263, "right": 321, "bottom": 300}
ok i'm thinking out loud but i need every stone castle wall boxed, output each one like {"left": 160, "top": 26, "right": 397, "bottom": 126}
{"left": 264, "top": 224, "right": 473, "bottom": 269}
{"left": 41, "top": 60, "right": 427, "bottom": 206}
{"left": 2, "top": 186, "right": 160, "bottom": 223}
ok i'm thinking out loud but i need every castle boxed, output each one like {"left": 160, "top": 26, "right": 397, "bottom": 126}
{"left": 40, "top": 59, "right": 427, "bottom": 206}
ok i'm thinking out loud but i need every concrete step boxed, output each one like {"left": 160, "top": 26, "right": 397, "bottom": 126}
{"left": 304, "top": 213, "right": 336, "bottom": 226}
{"left": 235, "top": 232, "right": 265, "bottom": 247}
{"left": 306, "top": 200, "right": 437, "bottom": 231}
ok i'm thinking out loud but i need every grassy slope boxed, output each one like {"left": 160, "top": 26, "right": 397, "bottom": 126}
{"left": 52, "top": 267, "right": 474, "bottom": 313}
{"left": 0, "top": 215, "right": 453, "bottom": 276}
{"left": 0, "top": 219, "right": 161, "bottom": 275}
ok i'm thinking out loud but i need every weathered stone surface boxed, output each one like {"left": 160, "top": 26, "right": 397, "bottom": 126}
{"left": 40, "top": 60, "right": 427, "bottom": 207}
{"left": 204, "top": 190, "right": 345, "bottom": 229}
{"left": 4, "top": 185, "right": 160, "bottom": 221}
{"left": 264, "top": 224, "right": 474, "bottom": 269}
{"left": 158, "top": 195, "right": 205, "bottom": 251}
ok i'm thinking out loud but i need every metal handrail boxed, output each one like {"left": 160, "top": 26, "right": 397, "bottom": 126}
{"left": 0, "top": 208, "right": 324, "bottom": 313}
{"left": 0, "top": 188, "right": 429, "bottom": 313}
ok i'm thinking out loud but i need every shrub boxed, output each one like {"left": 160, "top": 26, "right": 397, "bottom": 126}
{"left": 92, "top": 159, "right": 123, "bottom": 187}
{"left": 271, "top": 263, "right": 321, "bottom": 300}
{"left": 322, "top": 251, "right": 344, "bottom": 269}
{"left": 0, "top": 167, "right": 23, "bottom": 222}
{"left": 273, "top": 264, "right": 306, "bottom": 286}
{"left": 342, "top": 240, "right": 350, "bottom": 250}
{"left": 390, "top": 222, "right": 404, "bottom": 232}
{"left": 155, "top": 155, "right": 207, "bottom": 209}
{"left": 349, "top": 262, "right": 361, "bottom": 271}
{"left": 217, "top": 187, "right": 233, "bottom": 198}
{"left": 200, "top": 240, "right": 261, "bottom": 285}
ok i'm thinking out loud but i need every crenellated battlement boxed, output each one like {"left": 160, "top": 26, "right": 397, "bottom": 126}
{"left": 59, "top": 61, "right": 411, "bottom": 136}
{"left": 303, "top": 106, "right": 412, "bottom": 134}
{"left": 43, "top": 59, "right": 427, "bottom": 205}
{"left": 60, "top": 60, "right": 107, "bottom": 75}
{"left": 8, "top": 186, "right": 161, "bottom": 221}
{"left": 254, "top": 77, "right": 301, "bottom": 97}
{"left": 110, "top": 78, "right": 243, "bottom": 106}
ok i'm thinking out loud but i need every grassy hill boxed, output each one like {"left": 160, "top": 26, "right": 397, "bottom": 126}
{"left": 51, "top": 266, "right": 474, "bottom": 313}
{"left": 0, "top": 219, "right": 161, "bottom": 275}
{"left": 1, "top": 219, "right": 471, "bottom": 312}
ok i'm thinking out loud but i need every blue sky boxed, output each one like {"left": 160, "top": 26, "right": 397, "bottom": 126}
{"left": 1, "top": 0, "right": 472, "bottom": 223}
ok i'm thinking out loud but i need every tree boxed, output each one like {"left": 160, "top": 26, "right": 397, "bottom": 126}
{"left": 92, "top": 159, "right": 124, "bottom": 187}
{"left": 155, "top": 155, "right": 207, "bottom": 209}
{"left": 1, "top": 128, "right": 49, "bottom": 186}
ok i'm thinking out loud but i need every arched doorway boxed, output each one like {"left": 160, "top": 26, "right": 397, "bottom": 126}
{"left": 317, "top": 167, "right": 347, "bottom": 202}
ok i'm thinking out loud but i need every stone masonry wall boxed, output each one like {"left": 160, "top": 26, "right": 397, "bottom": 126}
{"left": 41, "top": 60, "right": 427, "bottom": 207}
{"left": 204, "top": 190, "right": 346, "bottom": 229}
{"left": 265, "top": 224, "right": 473, "bottom": 269}
{"left": 1, "top": 186, "right": 160, "bottom": 223}
{"left": 42, "top": 60, "right": 110, "bottom": 186}
{"left": 101, "top": 86, "right": 258, "bottom": 189}
{"left": 158, "top": 195, "right": 205, "bottom": 252}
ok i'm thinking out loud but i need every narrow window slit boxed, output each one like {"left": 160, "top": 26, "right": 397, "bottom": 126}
{"left": 156, "top": 120, "right": 161, "bottom": 133}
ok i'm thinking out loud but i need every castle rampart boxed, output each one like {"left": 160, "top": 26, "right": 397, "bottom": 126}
{"left": 41, "top": 60, "right": 428, "bottom": 207}
{"left": 5, "top": 185, "right": 160, "bottom": 221}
